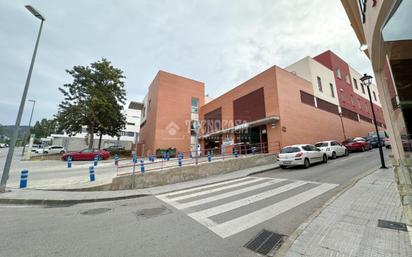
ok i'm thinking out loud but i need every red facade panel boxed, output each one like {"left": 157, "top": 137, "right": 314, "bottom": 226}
{"left": 233, "top": 87, "right": 266, "bottom": 123}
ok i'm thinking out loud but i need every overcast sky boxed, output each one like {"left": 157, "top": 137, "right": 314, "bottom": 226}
{"left": 0, "top": 0, "right": 372, "bottom": 125}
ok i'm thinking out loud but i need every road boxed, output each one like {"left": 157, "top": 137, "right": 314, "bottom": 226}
{"left": 0, "top": 149, "right": 389, "bottom": 257}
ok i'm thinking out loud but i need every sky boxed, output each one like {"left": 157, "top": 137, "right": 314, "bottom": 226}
{"left": 0, "top": 0, "right": 373, "bottom": 126}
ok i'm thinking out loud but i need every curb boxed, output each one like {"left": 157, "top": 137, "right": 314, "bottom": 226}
{"left": 0, "top": 193, "right": 149, "bottom": 206}
{"left": 272, "top": 165, "right": 383, "bottom": 257}
{"left": 0, "top": 164, "right": 278, "bottom": 206}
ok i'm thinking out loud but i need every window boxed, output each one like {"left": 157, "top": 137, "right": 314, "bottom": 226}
{"left": 329, "top": 83, "right": 335, "bottom": 98}
{"left": 350, "top": 95, "right": 355, "bottom": 106}
{"left": 301, "top": 145, "right": 312, "bottom": 151}
{"left": 331, "top": 141, "right": 339, "bottom": 146}
{"left": 315, "top": 142, "right": 329, "bottom": 147}
{"left": 365, "top": 102, "right": 369, "bottom": 112}
{"left": 316, "top": 76, "right": 323, "bottom": 92}
{"left": 353, "top": 78, "right": 358, "bottom": 89}
{"left": 126, "top": 131, "right": 135, "bottom": 137}
{"left": 361, "top": 83, "right": 365, "bottom": 94}
{"left": 191, "top": 97, "right": 199, "bottom": 113}
{"left": 336, "top": 68, "right": 341, "bottom": 79}
{"left": 280, "top": 147, "right": 300, "bottom": 153}
{"left": 346, "top": 74, "right": 350, "bottom": 84}
{"left": 127, "top": 122, "right": 135, "bottom": 126}
{"left": 358, "top": 99, "right": 362, "bottom": 110}
{"left": 341, "top": 91, "right": 345, "bottom": 101}
{"left": 373, "top": 91, "right": 377, "bottom": 101}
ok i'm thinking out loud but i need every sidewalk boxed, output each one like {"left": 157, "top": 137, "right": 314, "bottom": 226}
{"left": 0, "top": 163, "right": 278, "bottom": 205}
{"left": 280, "top": 168, "right": 412, "bottom": 257}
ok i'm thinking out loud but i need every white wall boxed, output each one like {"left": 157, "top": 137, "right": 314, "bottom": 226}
{"left": 349, "top": 66, "right": 381, "bottom": 106}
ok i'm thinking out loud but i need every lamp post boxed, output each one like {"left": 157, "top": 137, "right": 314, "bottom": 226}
{"left": 360, "top": 73, "right": 387, "bottom": 169}
{"left": 0, "top": 6, "right": 45, "bottom": 193}
{"left": 22, "top": 99, "right": 36, "bottom": 155}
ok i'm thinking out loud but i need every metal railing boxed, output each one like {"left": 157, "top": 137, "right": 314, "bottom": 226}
{"left": 116, "top": 141, "right": 280, "bottom": 176}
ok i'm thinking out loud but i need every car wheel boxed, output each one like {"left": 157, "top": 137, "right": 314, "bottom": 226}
{"left": 44, "top": 151, "right": 48, "bottom": 154}
{"left": 322, "top": 154, "right": 328, "bottom": 163}
{"left": 280, "top": 165, "right": 286, "bottom": 169}
{"left": 332, "top": 151, "right": 337, "bottom": 159}
{"left": 304, "top": 158, "right": 310, "bottom": 169}
{"left": 60, "top": 150, "right": 65, "bottom": 154}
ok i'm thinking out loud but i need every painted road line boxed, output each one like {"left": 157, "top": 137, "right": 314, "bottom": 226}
{"left": 157, "top": 177, "right": 253, "bottom": 198}
{"left": 165, "top": 178, "right": 286, "bottom": 209}
{"left": 188, "top": 180, "right": 308, "bottom": 220}
{"left": 164, "top": 177, "right": 270, "bottom": 202}
{"left": 209, "top": 183, "right": 338, "bottom": 238}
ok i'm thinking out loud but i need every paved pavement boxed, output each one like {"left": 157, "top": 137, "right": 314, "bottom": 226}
{"left": 283, "top": 168, "right": 412, "bottom": 257}
{"left": 0, "top": 149, "right": 403, "bottom": 257}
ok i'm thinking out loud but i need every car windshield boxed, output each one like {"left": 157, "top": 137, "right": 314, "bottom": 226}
{"left": 280, "top": 147, "right": 301, "bottom": 153}
{"left": 315, "top": 142, "right": 328, "bottom": 147}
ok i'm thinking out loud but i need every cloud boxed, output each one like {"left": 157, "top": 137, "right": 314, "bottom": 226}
{"left": 0, "top": 0, "right": 372, "bottom": 125}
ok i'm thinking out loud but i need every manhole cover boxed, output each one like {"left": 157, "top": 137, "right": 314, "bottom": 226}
{"left": 80, "top": 208, "right": 112, "bottom": 215}
{"left": 135, "top": 206, "right": 171, "bottom": 219}
{"left": 377, "top": 219, "right": 408, "bottom": 231}
{"left": 244, "top": 229, "right": 285, "bottom": 256}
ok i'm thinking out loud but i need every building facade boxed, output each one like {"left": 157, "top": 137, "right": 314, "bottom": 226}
{"left": 137, "top": 70, "right": 204, "bottom": 156}
{"left": 341, "top": 0, "right": 412, "bottom": 224}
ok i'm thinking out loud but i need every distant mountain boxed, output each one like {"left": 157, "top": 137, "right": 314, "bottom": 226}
{"left": 0, "top": 125, "right": 31, "bottom": 138}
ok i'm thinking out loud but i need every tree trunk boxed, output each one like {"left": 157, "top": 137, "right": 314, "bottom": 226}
{"left": 98, "top": 133, "right": 103, "bottom": 149}
{"left": 89, "top": 132, "right": 94, "bottom": 149}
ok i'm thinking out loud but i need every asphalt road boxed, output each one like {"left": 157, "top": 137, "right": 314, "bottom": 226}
{"left": 0, "top": 149, "right": 390, "bottom": 257}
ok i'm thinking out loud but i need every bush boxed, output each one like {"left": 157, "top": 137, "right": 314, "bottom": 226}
{"left": 156, "top": 148, "right": 177, "bottom": 158}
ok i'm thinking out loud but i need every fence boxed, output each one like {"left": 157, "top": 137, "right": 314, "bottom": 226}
{"left": 116, "top": 141, "right": 281, "bottom": 176}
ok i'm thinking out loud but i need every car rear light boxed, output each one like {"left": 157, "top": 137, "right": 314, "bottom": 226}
{"left": 295, "top": 152, "right": 303, "bottom": 157}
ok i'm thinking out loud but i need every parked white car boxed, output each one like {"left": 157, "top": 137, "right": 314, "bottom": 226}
{"left": 35, "top": 145, "right": 66, "bottom": 155}
{"left": 277, "top": 144, "right": 328, "bottom": 169}
{"left": 315, "top": 140, "right": 348, "bottom": 159}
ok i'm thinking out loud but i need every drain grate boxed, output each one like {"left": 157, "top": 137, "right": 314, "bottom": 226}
{"left": 135, "top": 205, "right": 171, "bottom": 219}
{"left": 80, "top": 208, "right": 112, "bottom": 215}
{"left": 377, "top": 219, "right": 408, "bottom": 231}
{"left": 244, "top": 229, "right": 285, "bottom": 255}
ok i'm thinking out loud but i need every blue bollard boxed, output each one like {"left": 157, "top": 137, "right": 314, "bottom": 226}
{"left": 234, "top": 148, "right": 238, "bottom": 158}
{"left": 166, "top": 153, "right": 170, "bottom": 161}
{"left": 114, "top": 154, "right": 119, "bottom": 166}
{"left": 19, "top": 170, "right": 28, "bottom": 188}
{"left": 207, "top": 151, "right": 211, "bottom": 162}
{"left": 67, "top": 156, "right": 72, "bottom": 168}
{"left": 140, "top": 159, "right": 145, "bottom": 173}
{"left": 94, "top": 156, "right": 98, "bottom": 166}
{"left": 190, "top": 152, "right": 193, "bottom": 159}
{"left": 89, "top": 166, "right": 95, "bottom": 182}
{"left": 178, "top": 155, "right": 182, "bottom": 167}
{"left": 133, "top": 154, "right": 137, "bottom": 164}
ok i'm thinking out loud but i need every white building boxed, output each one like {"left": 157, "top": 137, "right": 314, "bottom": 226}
{"left": 47, "top": 103, "right": 143, "bottom": 151}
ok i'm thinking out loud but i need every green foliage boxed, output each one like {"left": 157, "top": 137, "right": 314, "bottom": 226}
{"left": 30, "top": 118, "right": 59, "bottom": 139}
{"left": 55, "top": 58, "right": 126, "bottom": 149}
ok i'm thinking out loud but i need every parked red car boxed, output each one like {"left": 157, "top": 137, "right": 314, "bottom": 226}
{"left": 342, "top": 138, "right": 371, "bottom": 152}
{"left": 62, "top": 148, "right": 110, "bottom": 161}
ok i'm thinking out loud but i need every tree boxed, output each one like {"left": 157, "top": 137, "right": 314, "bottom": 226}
{"left": 56, "top": 58, "right": 126, "bottom": 149}
{"left": 31, "top": 118, "right": 59, "bottom": 139}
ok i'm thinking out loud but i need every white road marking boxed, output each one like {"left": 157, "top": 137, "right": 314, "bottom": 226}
{"left": 157, "top": 177, "right": 253, "bottom": 198}
{"left": 208, "top": 183, "right": 338, "bottom": 238}
{"left": 188, "top": 180, "right": 308, "bottom": 220}
{"left": 164, "top": 178, "right": 286, "bottom": 209}
{"left": 162, "top": 177, "right": 270, "bottom": 202}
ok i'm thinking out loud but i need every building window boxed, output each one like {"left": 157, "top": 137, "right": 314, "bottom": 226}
{"left": 341, "top": 91, "right": 345, "bottom": 101}
{"left": 350, "top": 95, "right": 355, "bottom": 106}
{"left": 127, "top": 122, "right": 135, "bottom": 126}
{"left": 365, "top": 102, "right": 369, "bottom": 112}
{"left": 361, "top": 83, "right": 365, "bottom": 94}
{"left": 373, "top": 91, "right": 377, "bottom": 101}
{"left": 317, "top": 76, "right": 323, "bottom": 92}
{"left": 353, "top": 78, "right": 358, "bottom": 89}
{"left": 126, "top": 131, "right": 135, "bottom": 137}
{"left": 346, "top": 74, "right": 350, "bottom": 84}
{"left": 191, "top": 97, "right": 199, "bottom": 113}
{"left": 336, "top": 68, "right": 341, "bottom": 79}
{"left": 358, "top": 99, "right": 362, "bottom": 110}
{"left": 329, "top": 83, "right": 335, "bottom": 97}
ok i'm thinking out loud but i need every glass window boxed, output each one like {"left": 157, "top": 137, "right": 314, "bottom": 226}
{"left": 353, "top": 78, "right": 358, "bottom": 89}
{"left": 317, "top": 76, "right": 323, "bottom": 92}
{"left": 346, "top": 74, "right": 350, "bottom": 84}
{"left": 373, "top": 91, "right": 377, "bottom": 101}
{"left": 301, "top": 145, "right": 311, "bottom": 151}
{"left": 341, "top": 91, "right": 345, "bottom": 101}
{"left": 361, "top": 83, "right": 365, "bottom": 94}
{"left": 358, "top": 99, "right": 362, "bottom": 110}
{"left": 280, "top": 147, "right": 300, "bottom": 153}
{"left": 331, "top": 141, "right": 339, "bottom": 146}
{"left": 350, "top": 95, "right": 355, "bottom": 106}
{"left": 191, "top": 97, "right": 199, "bottom": 113}
{"left": 329, "top": 83, "right": 335, "bottom": 97}
{"left": 336, "top": 68, "right": 341, "bottom": 79}
{"left": 315, "top": 142, "right": 329, "bottom": 147}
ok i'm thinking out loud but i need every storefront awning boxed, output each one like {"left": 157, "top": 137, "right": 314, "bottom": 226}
{"left": 200, "top": 116, "right": 280, "bottom": 139}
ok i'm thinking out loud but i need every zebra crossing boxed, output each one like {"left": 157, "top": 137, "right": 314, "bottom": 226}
{"left": 156, "top": 176, "right": 338, "bottom": 238}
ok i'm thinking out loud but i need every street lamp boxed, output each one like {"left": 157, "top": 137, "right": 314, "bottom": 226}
{"left": 0, "top": 6, "right": 45, "bottom": 193}
{"left": 22, "top": 99, "right": 36, "bottom": 155}
{"left": 360, "top": 73, "right": 387, "bottom": 169}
